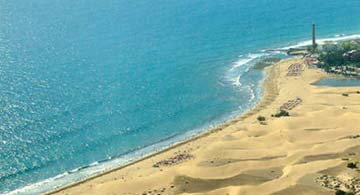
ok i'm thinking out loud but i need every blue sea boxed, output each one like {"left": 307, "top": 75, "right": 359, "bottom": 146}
{"left": 1, "top": 0, "right": 360, "bottom": 194}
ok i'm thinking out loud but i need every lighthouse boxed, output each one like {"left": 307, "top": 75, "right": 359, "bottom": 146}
{"left": 312, "top": 23, "right": 317, "bottom": 50}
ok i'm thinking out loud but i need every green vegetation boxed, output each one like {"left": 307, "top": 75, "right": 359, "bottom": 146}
{"left": 348, "top": 135, "right": 360, "bottom": 139}
{"left": 342, "top": 41, "right": 360, "bottom": 51}
{"left": 257, "top": 116, "right": 266, "bottom": 122}
{"left": 318, "top": 41, "right": 360, "bottom": 71}
{"left": 335, "top": 190, "right": 354, "bottom": 195}
{"left": 347, "top": 162, "right": 357, "bottom": 169}
{"left": 272, "top": 110, "right": 289, "bottom": 118}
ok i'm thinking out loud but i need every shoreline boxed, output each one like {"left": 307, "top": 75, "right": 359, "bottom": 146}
{"left": 43, "top": 55, "right": 282, "bottom": 195}
{"left": 49, "top": 56, "right": 360, "bottom": 195}
{"left": 6, "top": 33, "right": 360, "bottom": 195}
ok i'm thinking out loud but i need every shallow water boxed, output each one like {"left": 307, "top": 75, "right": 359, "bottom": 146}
{"left": 314, "top": 78, "right": 360, "bottom": 87}
{"left": 1, "top": 0, "right": 360, "bottom": 194}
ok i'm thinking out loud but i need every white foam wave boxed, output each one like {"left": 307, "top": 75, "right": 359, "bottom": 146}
{"left": 278, "top": 34, "right": 360, "bottom": 50}
{"left": 335, "top": 34, "right": 346, "bottom": 37}
{"left": 90, "top": 161, "right": 99, "bottom": 166}
{"left": 232, "top": 75, "right": 241, "bottom": 87}
{"left": 230, "top": 53, "right": 264, "bottom": 71}
{"left": 227, "top": 53, "right": 270, "bottom": 87}
{"left": 2, "top": 117, "right": 240, "bottom": 195}
{"left": 2, "top": 172, "right": 70, "bottom": 195}
{"left": 247, "top": 85, "right": 256, "bottom": 103}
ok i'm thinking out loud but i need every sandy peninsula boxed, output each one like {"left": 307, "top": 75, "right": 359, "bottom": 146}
{"left": 47, "top": 57, "right": 360, "bottom": 195}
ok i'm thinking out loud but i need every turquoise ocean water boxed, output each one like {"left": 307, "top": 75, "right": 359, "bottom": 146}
{"left": 1, "top": 0, "right": 360, "bottom": 194}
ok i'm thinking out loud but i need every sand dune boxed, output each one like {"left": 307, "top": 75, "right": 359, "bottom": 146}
{"left": 48, "top": 58, "right": 360, "bottom": 195}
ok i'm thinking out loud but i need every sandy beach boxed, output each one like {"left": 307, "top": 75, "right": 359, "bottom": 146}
{"left": 47, "top": 57, "right": 360, "bottom": 195}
